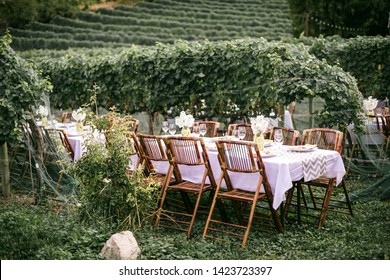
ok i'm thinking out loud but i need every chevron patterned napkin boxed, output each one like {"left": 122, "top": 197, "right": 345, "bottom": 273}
{"left": 302, "top": 154, "right": 327, "bottom": 182}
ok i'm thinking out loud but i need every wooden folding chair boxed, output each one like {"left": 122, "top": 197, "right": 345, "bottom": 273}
{"left": 44, "top": 128, "right": 75, "bottom": 161}
{"left": 227, "top": 123, "right": 254, "bottom": 141}
{"left": 374, "top": 106, "right": 389, "bottom": 116}
{"left": 284, "top": 128, "right": 353, "bottom": 228}
{"left": 193, "top": 121, "right": 220, "bottom": 137}
{"left": 137, "top": 133, "right": 176, "bottom": 185}
{"left": 268, "top": 127, "right": 300, "bottom": 145}
{"left": 126, "top": 132, "right": 143, "bottom": 171}
{"left": 61, "top": 112, "right": 73, "bottom": 123}
{"left": 155, "top": 136, "right": 224, "bottom": 237}
{"left": 124, "top": 116, "right": 140, "bottom": 133}
{"left": 203, "top": 139, "right": 284, "bottom": 247}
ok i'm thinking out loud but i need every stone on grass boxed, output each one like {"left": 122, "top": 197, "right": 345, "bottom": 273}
{"left": 100, "top": 230, "right": 140, "bottom": 260}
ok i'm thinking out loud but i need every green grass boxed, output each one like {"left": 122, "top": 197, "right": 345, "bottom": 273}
{"left": 0, "top": 177, "right": 389, "bottom": 260}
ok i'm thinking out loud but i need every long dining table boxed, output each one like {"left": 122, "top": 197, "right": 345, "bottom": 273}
{"left": 133, "top": 136, "right": 346, "bottom": 210}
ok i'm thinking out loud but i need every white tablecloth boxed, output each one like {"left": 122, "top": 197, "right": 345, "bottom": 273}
{"left": 142, "top": 138, "right": 346, "bottom": 210}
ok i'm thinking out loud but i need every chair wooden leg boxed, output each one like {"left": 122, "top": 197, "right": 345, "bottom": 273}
{"left": 318, "top": 179, "right": 336, "bottom": 228}
{"left": 202, "top": 194, "right": 218, "bottom": 239}
{"left": 155, "top": 167, "right": 174, "bottom": 227}
{"left": 242, "top": 193, "right": 259, "bottom": 248}
{"left": 186, "top": 189, "right": 204, "bottom": 238}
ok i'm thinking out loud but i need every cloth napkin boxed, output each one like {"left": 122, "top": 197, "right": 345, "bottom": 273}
{"left": 302, "top": 154, "right": 327, "bottom": 182}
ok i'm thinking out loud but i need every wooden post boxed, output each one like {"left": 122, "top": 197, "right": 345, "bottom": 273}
{"left": 305, "top": 15, "right": 309, "bottom": 37}
{"left": 0, "top": 142, "right": 11, "bottom": 197}
{"left": 309, "top": 96, "right": 314, "bottom": 128}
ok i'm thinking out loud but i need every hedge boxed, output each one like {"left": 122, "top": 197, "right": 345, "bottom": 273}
{"left": 31, "top": 37, "right": 364, "bottom": 133}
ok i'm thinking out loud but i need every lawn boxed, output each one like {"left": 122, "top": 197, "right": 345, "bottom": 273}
{"left": 1, "top": 177, "right": 389, "bottom": 260}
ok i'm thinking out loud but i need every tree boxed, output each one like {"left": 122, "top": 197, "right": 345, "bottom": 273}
{"left": 0, "top": 32, "right": 49, "bottom": 197}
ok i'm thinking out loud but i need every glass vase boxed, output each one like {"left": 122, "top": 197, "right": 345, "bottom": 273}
{"left": 254, "top": 133, "right": 264, "bottom": 151}
{"left": 41, "top": 117, "right": 48, "bottom": 128}
{"left": 76, "top": 122, "right": 83, "bottom": 133}
{"left": 181, "top": 126, "right": 191, "bottom": 136}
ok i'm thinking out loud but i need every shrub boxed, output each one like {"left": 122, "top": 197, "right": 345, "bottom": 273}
{"left": 69, "top": 110, "right": 160, "bottom": 230}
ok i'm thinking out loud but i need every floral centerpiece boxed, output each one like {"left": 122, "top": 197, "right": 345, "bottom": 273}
{"left": 37, "top": 105, "right": 49, "bottom": 127}
{"left": 72, "top": 107, "right": 86, "bottom": 133}
{"left": 175, "top": 111, "right": 195, "bottom": 136}
{"left": 363, "top": 96, "right": 378, "bottom": 116}
{"left": 250, "top": 115, "right": 269, "bottom": 150}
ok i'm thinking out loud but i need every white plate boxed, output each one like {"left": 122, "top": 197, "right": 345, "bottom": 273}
{"left": 264, "top": 140, "right": 273, "bottom": 147}
{"left": 287, "top": 145, "right": 317, "bottom": 152}
{"left": 260, "top": 151, "right": 276, "bottom": 158}
{"left": 67, "top": 133, "right": 82, "bottom": 137}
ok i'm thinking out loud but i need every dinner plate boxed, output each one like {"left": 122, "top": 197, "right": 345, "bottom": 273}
{"left": 211, "top": 136, "right": 235, "bottom": 142}
{"left": 264, "top": 139, "right": 273, "bottom": 147}
{"left": 260, "top": 151, "right": 276, "bottom": 158}
{"left": 287, "top": 144, "right": 317, "bottom": 152}
{"left": 67, "top": 132, "right": 82, "bottom": 137}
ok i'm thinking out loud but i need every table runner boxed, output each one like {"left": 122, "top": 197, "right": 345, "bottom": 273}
{"left": 302, "top": 154, "right": 327, "bottom": 182}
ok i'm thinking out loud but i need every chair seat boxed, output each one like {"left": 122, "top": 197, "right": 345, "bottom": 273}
{"left": 150, "top": 173, "right": 176, "bottom": 186}
{"left": 167, "top": 181, "right": 212, "bottom": 193}
{"left": 219, "top": 189, "right": 266, "bottom": 202}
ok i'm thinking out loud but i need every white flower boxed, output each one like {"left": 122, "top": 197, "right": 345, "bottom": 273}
{"left": 72, "top": 108, "right": 86, "bottom": 122}
{"left": 175, "top": 111, "right": 195, "bottom": 128}
{"left": 363, "top": 96, "right": 378, "bottom": 111}
{"left": 102, "top": 178, "right": 111, "bottom": 184}
{"left": 250, "top": 115, "right": 269, "bottom": 135}
{"left": 38, "top": 105, "right": 48, "bottom": 117}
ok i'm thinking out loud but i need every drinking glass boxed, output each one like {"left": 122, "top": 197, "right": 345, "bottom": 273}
{"left": 192, "top": 126, "right": 200, "bottom": 137}
{"left": 233, "top": 129, "right": 239, "bottom": 139}
{"left": 162, "top": 121, "right": 169, "bottom": 135}
{"left": 273, "top": 128, "right": 283, "bottom": 152}
{"left": 199, "top": 124, "right": 207, "bottom": 137}
{"left": 169, "top": 124, "right": 177, "bottom": 135}
{"left": 238, "top": 126, "right": 246, "bottom": 140}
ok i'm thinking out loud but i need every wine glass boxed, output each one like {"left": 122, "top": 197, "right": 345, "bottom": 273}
{"left": 273, "top": 128, "right": 283, "bottom": 152}
{"left": 192, "top": 125, "right": 200, "bottom": 137}
{"left": 199, "top": 124, "right": 207, "bottom": 137}
{"left": 169, "top": 123, "right": 176, "bottom": 135}
{"left": 238, "top": 126, "right": 246, "bottom": 140}
{"left": 162, "top": 121, "right": 169, "bottom": 135}
{"left": 232, "top": 129, "right": 239, "bottom": 139}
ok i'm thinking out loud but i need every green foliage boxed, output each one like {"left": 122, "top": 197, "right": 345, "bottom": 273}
{"left": 287, "top": 0, "right": 390, "bottom": 37}
{"left": 299, "top": 35, "right": 390, "bottom": 100}
{"left": 69, "top": 110, "right": 160, "bottom": 230}
{"left": 1, "top": 177, "right": 388, "bottom": 259}
{"left": 8, "top": 0, "right": 293, "bottom": 50}
{"left": 0, "top": 201, "right": 112, "bottom": 259}
{"left": 0, "top": 32, "right": 49, "bottom": 145}
{"left": 31, "top": 38, "right": 363, "bottom": 131}
{"left": 0, "top": 0, "right": 81, "bottom": 30}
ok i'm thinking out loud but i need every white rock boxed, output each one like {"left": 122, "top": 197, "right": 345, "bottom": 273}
{"left": 100, "top": 231, "right": 140, "bottom": 260}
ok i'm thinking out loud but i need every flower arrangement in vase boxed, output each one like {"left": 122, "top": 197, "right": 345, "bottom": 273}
{"left": 250, "top": 115, "right": 269, "bottom": 151}
{"left": 175, "top": 111, "right": 195, "bottom": 136}
{"left": 37, "top": 105, "right": 49, "bottom": 127}
{"left": 72, "top": 108, "right": 87, "bottom": 133}
{"left": 363, "top": 96, "right": 378, "bottom": 117}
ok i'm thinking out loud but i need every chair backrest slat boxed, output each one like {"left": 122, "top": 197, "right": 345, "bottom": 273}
{"left": 301, "top": 128, "right": 343, "bottom": 154}
{"left": 193, "top": 121, "right": 220, "bottom": 137}
{"left": 44, "top": 128, "right": 75, "bottom": 161}
{"left": 216, "top": 139, "right": 272, "bottom": 194}
{"left": 268, "top": 127, "right": 300, "bottom": 145}
{"left": 164, "top": 136, "right": 216, "bottom": 186}
{"left": 167, "top": 137, "right": 203, "bottom": 165}
{"left": 227, "top": 123, "right": 254, "bottom": 141}
{"left": 137, "top": 133, "right": 166, "bottom": 161}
